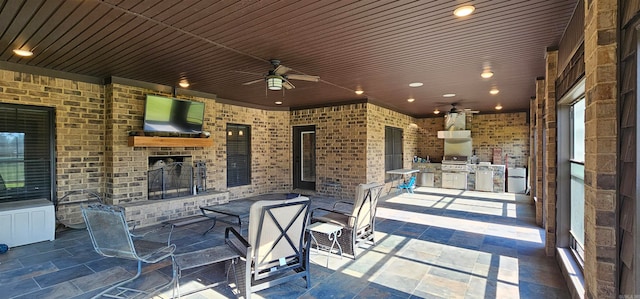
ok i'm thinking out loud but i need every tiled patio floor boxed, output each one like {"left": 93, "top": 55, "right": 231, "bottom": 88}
{"left": 0, "top": 187, "right": 569, "bottom": 298}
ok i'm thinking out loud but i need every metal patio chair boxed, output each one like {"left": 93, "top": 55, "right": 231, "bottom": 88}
{"left": 81, "top": 204, "right": 177, "bottom": 299}
{"left": 311, "top": 182, "right": 384, "bottom": 258}
{"left": 225, "top": 196, "right": 311, "bottom": 299}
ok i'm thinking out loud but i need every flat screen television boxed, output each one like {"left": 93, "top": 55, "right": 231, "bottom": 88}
{"left": 143, "top": 95, "right": 205, "bottom": 134}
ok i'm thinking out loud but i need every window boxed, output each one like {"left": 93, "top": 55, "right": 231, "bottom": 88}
{"left": 569, "top": 98, "right": 585, "bottom": 263}
{"left": 0, "top": 104, "right": 54, "bottom": 203}
{"left": 227, "top": 124, "right": 251, "bottom": 187}
{"left": 385, "top": 126, "right": 403, "bottom": 175}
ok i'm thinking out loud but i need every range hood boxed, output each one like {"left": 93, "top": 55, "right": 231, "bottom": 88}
{"left": 437, "top": 130, "right": 471, "bottom": 139}
{"left": 438, "top": 111, "right": 471, "bottom": 140}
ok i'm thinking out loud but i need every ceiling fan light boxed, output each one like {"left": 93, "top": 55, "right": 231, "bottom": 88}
{"left": 178, "top": 79, "right": 190, "bottom": 88}
{"left": 355, "top": 90, "right": 364, "bottom": 95}
{"left": 267, "top": 76, "right": 282, "bottom": 90}
{"left": 495, "top": 104, "right": 503, "bottom": 110}
{"left": 490, "top": 88, "right": 499, "bottom": 95}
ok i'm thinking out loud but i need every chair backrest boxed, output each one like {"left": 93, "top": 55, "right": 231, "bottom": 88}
{"left": 405, "top": 176, "right": 416, "bottom": 187}
{"left": 352, "top": 182, "right": 384, "bottom": 230}
{"left": 247, "top": 196, "right": 310, "bottom": 273}
{"left": 81, "top": 204, "right": 138, "bottom": 261}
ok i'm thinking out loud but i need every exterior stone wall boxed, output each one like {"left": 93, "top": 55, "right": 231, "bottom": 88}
{"left": 0, "top": 70, "right": 106, "bottom": 200}
{"left": 291, "top": 103, "right": 368, "bottom": 199}
{"left": 468, "top": 112, "right": 530, "bottom": 168}
{"left": 583, "top": 0, "right": 618, "bottom": 297}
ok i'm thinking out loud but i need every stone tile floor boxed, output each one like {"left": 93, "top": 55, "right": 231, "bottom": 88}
{"left": 0, "top": 187, "right": 569, "bottom": 298}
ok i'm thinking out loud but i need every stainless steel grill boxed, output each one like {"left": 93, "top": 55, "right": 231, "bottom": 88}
{"left": 441, "top": 155, "right": 469, "bottom": 172}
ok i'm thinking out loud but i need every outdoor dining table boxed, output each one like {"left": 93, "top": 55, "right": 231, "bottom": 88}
{"left": 200, "top": 198, "right": 255, "bottom": 235}
{"left": 386, "top": 168, "right": 420, "bottom": 193}
{"left": 199, "top": 193, "right": 300, "bottom": 235}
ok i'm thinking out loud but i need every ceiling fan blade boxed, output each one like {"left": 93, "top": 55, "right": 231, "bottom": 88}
{"left": 273, "top": 64, "right": 291, "bottom": 75}
{"left": 282, "top": 79, "right": 295, "bottom": 90}
{"left": 286, "top": 74, "right": 320, "bottom": 82}
{"left": 242, "top": 79, "right": 264, "bottom": 85}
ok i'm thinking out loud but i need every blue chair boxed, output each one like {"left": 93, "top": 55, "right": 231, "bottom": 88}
{"left": 398, "top": 176, "right": 417, "bottom": 193}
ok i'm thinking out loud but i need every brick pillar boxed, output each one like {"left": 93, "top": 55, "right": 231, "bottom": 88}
{"left": 533, "top": 78, "right": 545, "bottom": 227}
{"left": 583, "top": 0, "right": 618, "bottom": 297}
{"left": 543, "top": 49, "right": 558, "bottom": 256}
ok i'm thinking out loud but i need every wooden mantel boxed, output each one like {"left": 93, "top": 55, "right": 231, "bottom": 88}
{"left": 128, "top": 136, "right": 213, "bottom": 147}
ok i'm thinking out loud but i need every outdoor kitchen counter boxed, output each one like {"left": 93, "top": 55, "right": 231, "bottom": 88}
{"left": 412, "top": 162, "right": 505, "bottom": 192}
{"left": 412, "top": 163, "right": 442, "bottom": 188}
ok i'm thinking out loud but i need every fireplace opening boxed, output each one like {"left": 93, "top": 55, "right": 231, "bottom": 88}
{"left": 148, "top": 156, "right": 194, "bottom": 200}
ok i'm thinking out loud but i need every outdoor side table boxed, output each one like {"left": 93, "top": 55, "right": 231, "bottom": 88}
{"left": 308, "top": 222, "right": 343, "bottom": 267}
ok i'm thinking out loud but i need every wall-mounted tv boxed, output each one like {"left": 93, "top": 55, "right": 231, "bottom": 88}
{"left": 143, "top": 95, "right": 205, "bottom": 134}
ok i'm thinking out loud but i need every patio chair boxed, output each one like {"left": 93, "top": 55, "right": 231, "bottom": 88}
{"left": 311, "top": 182, "right": 384, "bottom": 259}
{"left": 81, "top": 204, "right": 177, "bottom": 299}
{"left": 398, "top": 175, "right": 417, "bottom": 193}
{"left": 225, "top": 196, "right": 311, "bottom": 299}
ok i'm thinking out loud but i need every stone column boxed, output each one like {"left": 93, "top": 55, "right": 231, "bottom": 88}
{"left": 543, "top": 49, "right": 558, "bottom": 256}
{"left": 534, "top": 79, "right": 545, "bottom": 227}
{"left": 583, "top": 0, "right": 618, "bottom": 297}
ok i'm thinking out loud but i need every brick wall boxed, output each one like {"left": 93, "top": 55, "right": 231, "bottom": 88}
{"left": 583, "top": 0, "right": 618, "bottom": 297}
{"left": 291, "top": 103, "right": 369, "bottom": 199}
{"left": 468, "top": 112, "right": 529, "bottom": 168}
{"left": 416, "top": 117, "right": 444, "bottom": 162}
{"left": 416, "top": 112, "right": 530, "bottom": 168}
{"left": 105, "top": 83, "right": 220, "bottom": 205}
{"left": 367, "top": 104, "right": 419, "bottom": 184}
{"left": 216, "top": 102, "right": 291, "bottom": 200}
{"left": 0, "top": 70, "right": 106, "bottom": 200}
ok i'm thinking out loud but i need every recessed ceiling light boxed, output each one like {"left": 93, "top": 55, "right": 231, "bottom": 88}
{"left": 481, "top": 70, "right": 494, "bottom": 79}
{"left": 443, "top": 93, "right": 456, "bottom": 98}
{"left": 178, "top": 79, "right": 190, "bottom": 88}
{"left": 13, "top": 49, "right": 33, "bottom": 57}
{"left": 495, "top": 104, "right": 503, "bottom": 110}
{"left": 355, "top": 90, "right": 364, "bottom": 95}
{"left": 275, "top": 101, "right": 283, "bottom": 105}
{"left": 490, "top": 88, "right": 499, "bottom": 95}
{"left": 409, "top": 82, "right": 423, "bottom": 87}
{"left": 407, "top": 98, "right": 415, "bottom": 103}
{"left": 434, "top": 109, "right": 440, "bottom": 115}
{"left": 453, "top": 5, "right": 475, "bottom": 17}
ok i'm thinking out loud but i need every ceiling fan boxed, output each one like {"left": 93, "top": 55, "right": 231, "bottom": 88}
{"left": 446, "top": 102, "right": 479, "bottom": 114}
{"left": 241, "top": 59, "right": 319, "bottom": 90}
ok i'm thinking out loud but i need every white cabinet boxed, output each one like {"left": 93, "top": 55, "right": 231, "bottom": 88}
{"left": 475, "top": 170, "right": 494, "bottom": 192}
{"left": 442, "top": 172, "right": 467, "bottom": 189}
{"left": 0, "top": 199, "right": 55, "bottom": 247}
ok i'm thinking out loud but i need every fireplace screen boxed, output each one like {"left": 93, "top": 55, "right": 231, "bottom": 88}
{"left": 148, "top": 160, "right": 193, "bottom": 200}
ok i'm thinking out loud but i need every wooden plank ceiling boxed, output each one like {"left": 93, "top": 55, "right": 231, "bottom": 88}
{"left": 0, "top": 0, "right": 577, "bottom": 117}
